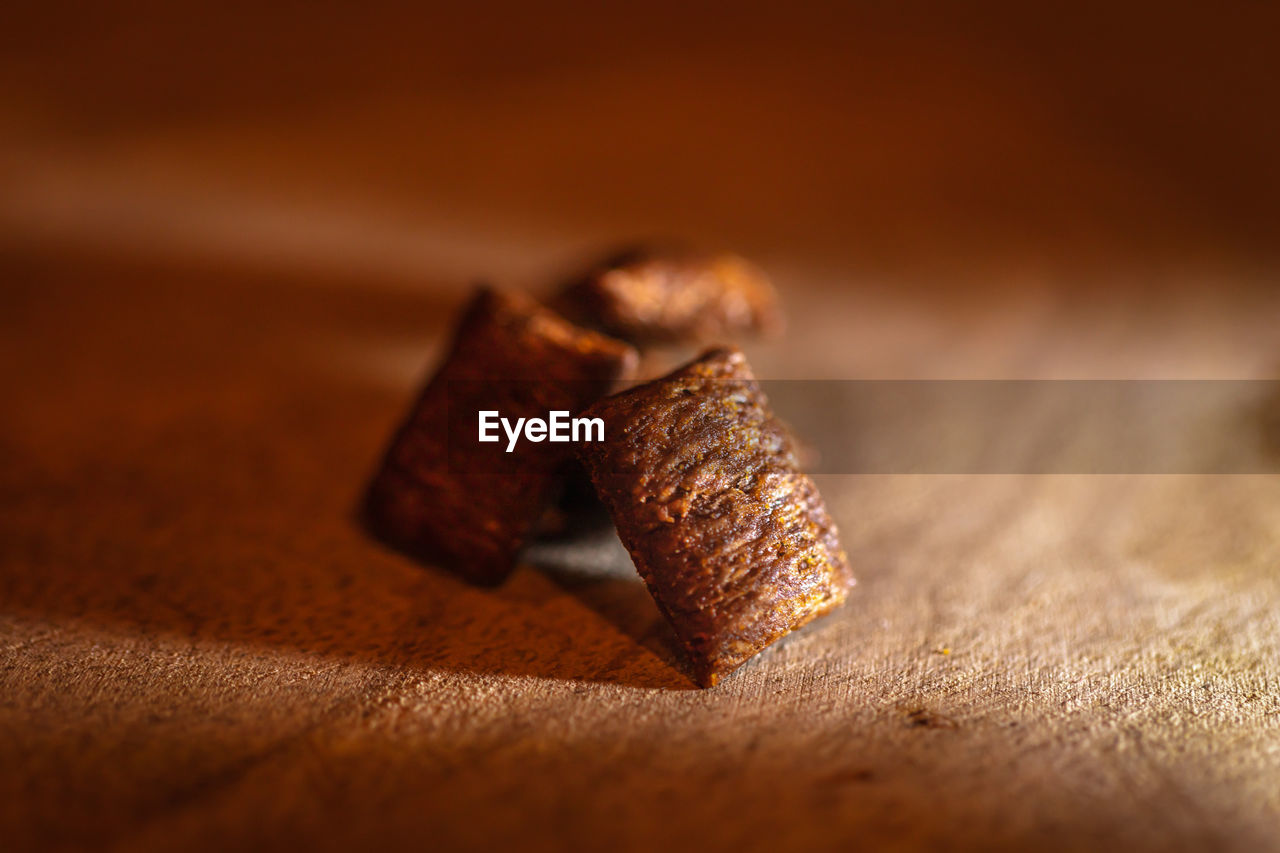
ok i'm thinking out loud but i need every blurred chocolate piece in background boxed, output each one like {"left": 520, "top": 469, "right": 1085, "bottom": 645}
{"left": 552, "top": 248, "right": 783, "bottom": 345}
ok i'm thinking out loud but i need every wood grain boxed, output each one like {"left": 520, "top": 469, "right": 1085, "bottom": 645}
{"left": 2, "top": 251, "right": 1277, "bottom": 852}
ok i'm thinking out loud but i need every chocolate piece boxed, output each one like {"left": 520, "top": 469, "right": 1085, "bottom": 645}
{"left": 575, "top": 347, "right": 853, "bottom": 686}
{"left": 364, "top": 287, "right": 637, "bottom": 584}
{"left": 553, "top": 250, "right": 783, "bottom": 344}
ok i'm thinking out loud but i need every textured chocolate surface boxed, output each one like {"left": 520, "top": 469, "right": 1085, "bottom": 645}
{"left": 554, "top": 251, "right": 783, "bottom": 344}
{"left": 364, "top": 287, "right": 637, "bottom": 584}
{"left": 576, "top": 347, "right": 853, "bottom": 685}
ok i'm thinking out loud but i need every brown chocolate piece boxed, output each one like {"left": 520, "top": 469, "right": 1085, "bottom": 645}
{"left": 553, "top": 250, "right": 783, "bottom": 344}
{"left": 575, "top": 347, "right": 853, "bottom": 686}
{"left": 364, "top": 287, "right": 637, "bottom": 584}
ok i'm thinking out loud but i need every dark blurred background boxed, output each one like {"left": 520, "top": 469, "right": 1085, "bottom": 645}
{"left": 2, "top": 1, "right": 1277, "bottom": 294}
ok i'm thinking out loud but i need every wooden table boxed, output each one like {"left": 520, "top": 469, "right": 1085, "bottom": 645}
{"left": 3, "top": 4, "right": 1278, "bottom": 850}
